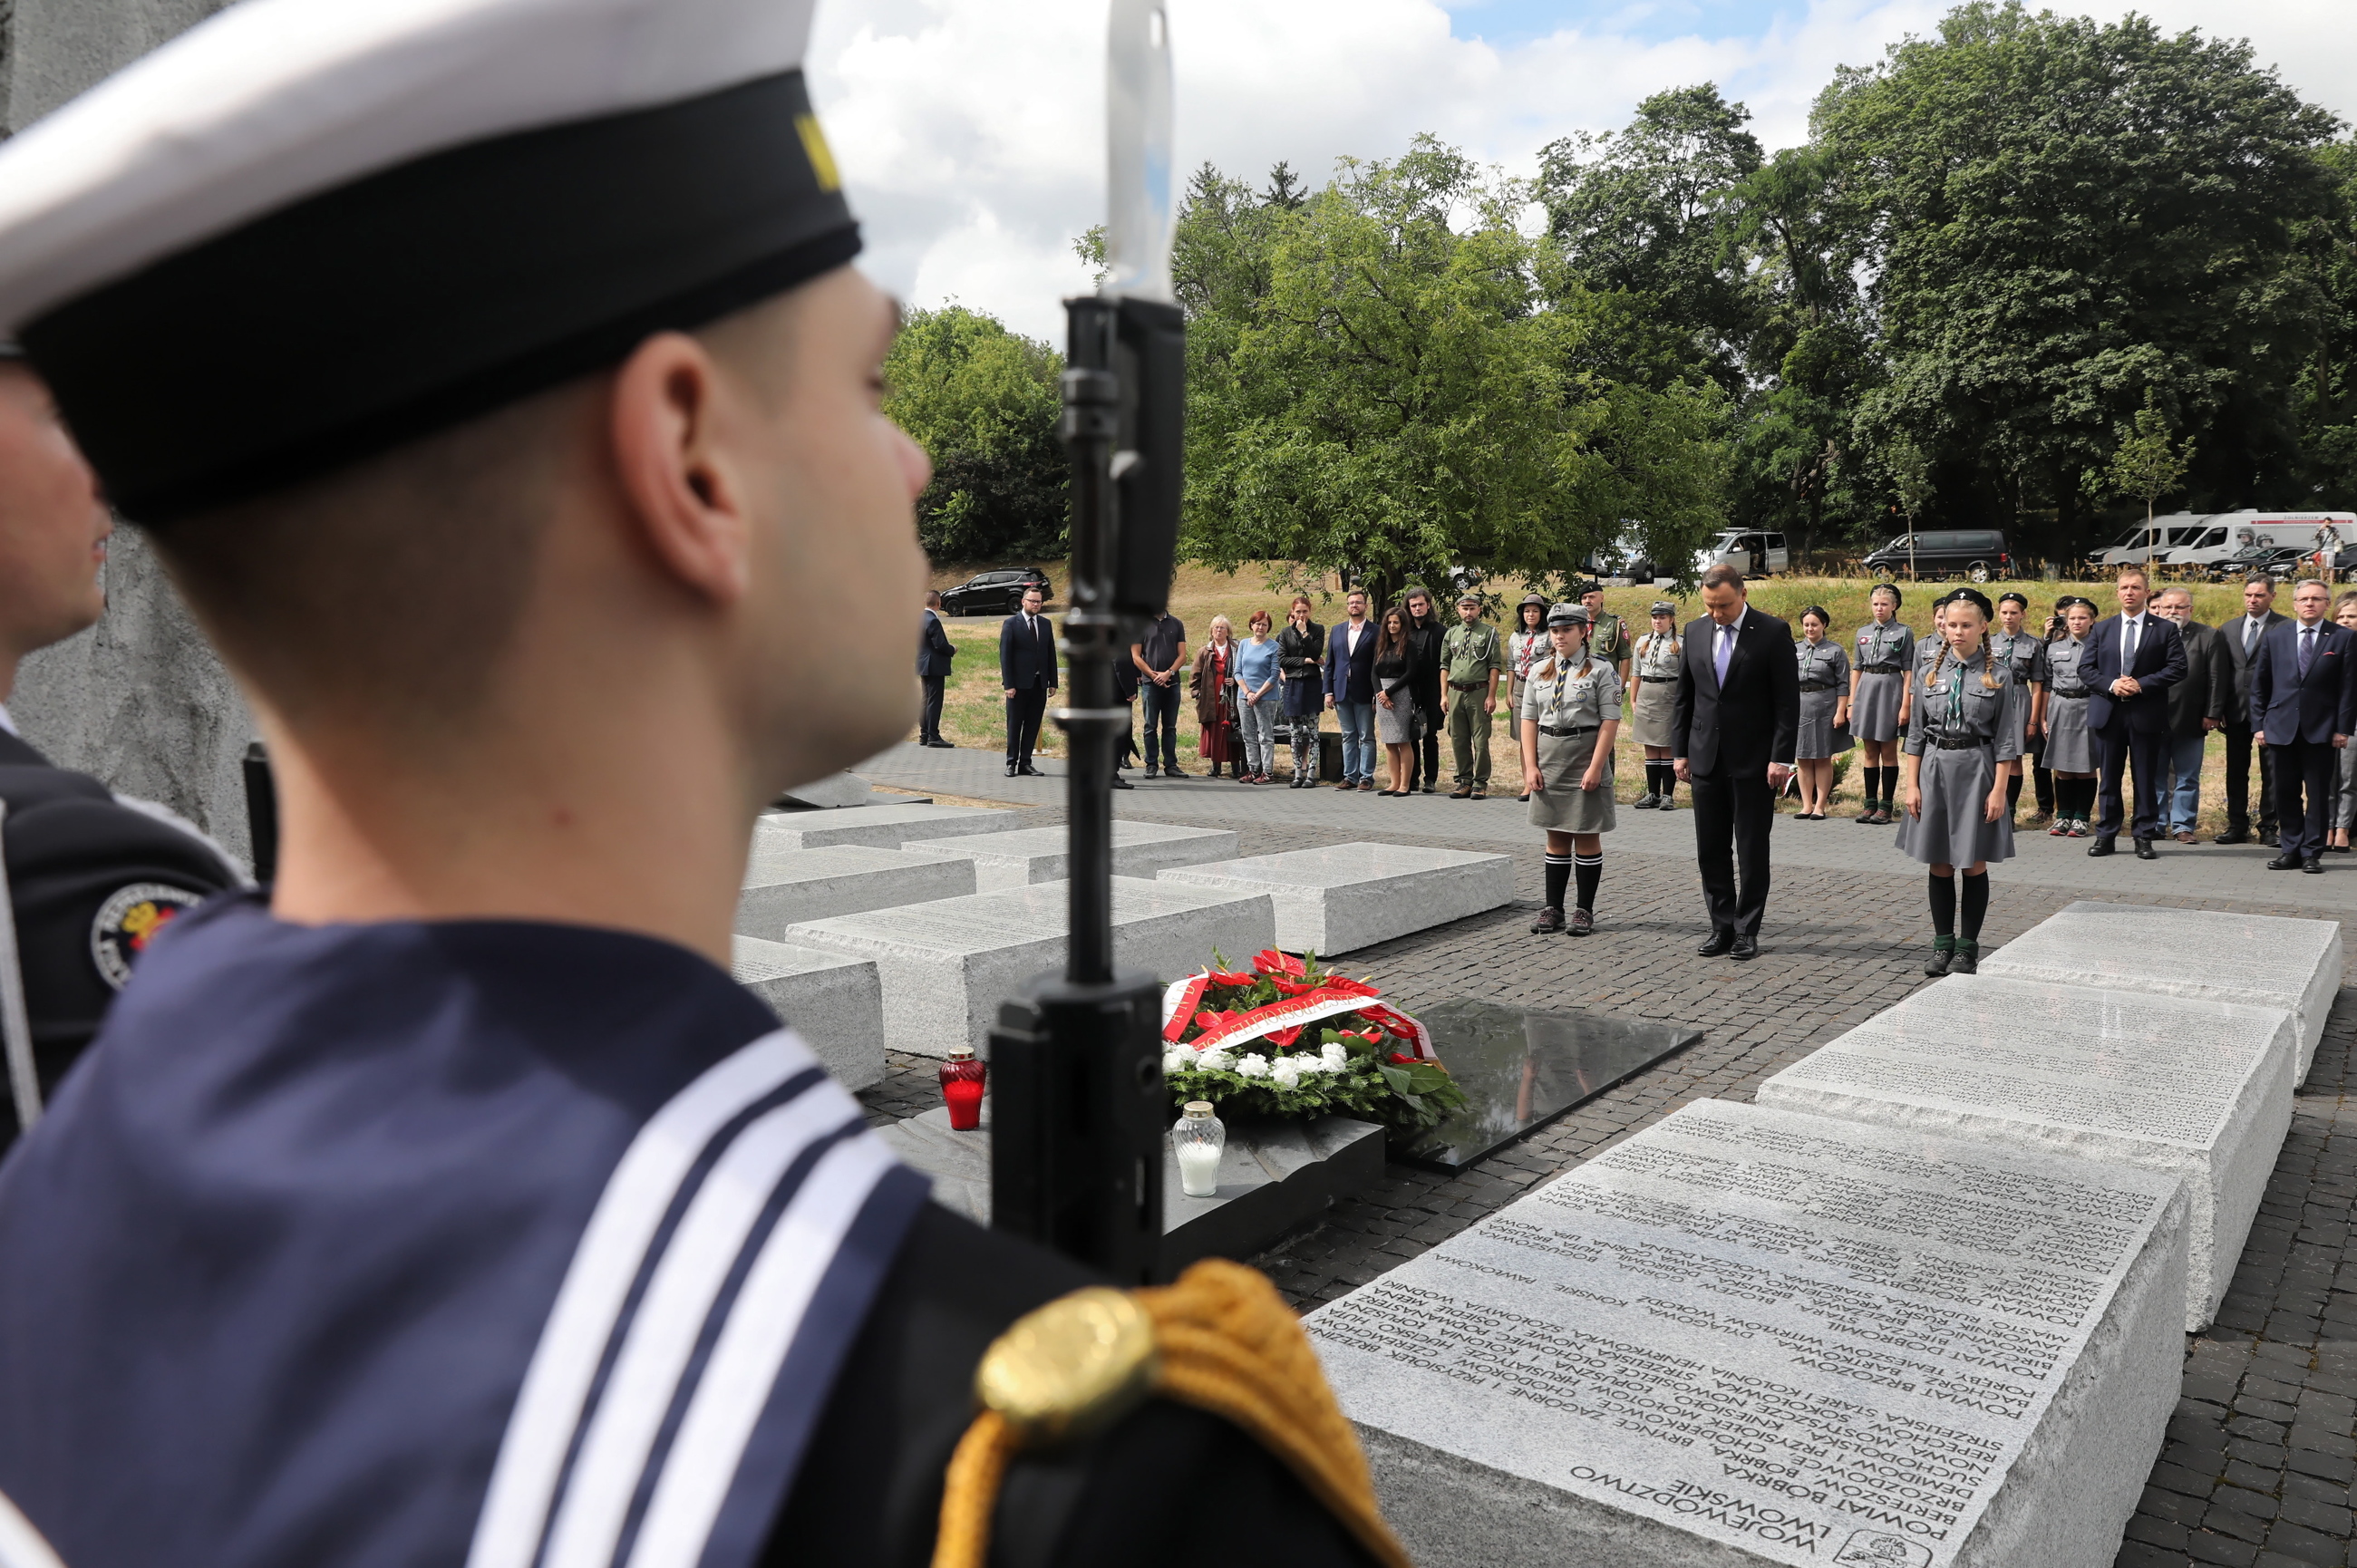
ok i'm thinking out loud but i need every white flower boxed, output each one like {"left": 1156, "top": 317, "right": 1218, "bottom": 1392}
{"left": 1163, "top": 1047, "right": 1195, "bottom": 1075}
{"left": 1320, "top": 1041, "right": 1350, "bottom": 1071}
{"left": 1196, "top": 1047, "right": 1233, "bottom": 1072}
{"left": 1269, "top": 1056, "right": 1305, "bottom": 1088}
{"left": 1235, "top": 1053, "right": 1270, "bottom": 1079}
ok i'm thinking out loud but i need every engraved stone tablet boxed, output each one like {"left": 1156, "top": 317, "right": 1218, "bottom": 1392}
{"left": 1156, "top": 842, "right": 1512, "bottom": 954}
{"left": 1758, "top": 974, "right": 2292, "bottom": 1330}
{"left": 788, "top": 876, "right": 1275, "bottom": 1056}
{"left": 731, "top": 935, "right": 885, "bottom": 1090}
{"left": 752, "top": 801, "right": 1013, "bottom": 851}
{"left": 736, "top": 844, "right": 975, "bottom": 937}
{"left": 1306, "top": 1099, "right": 2187, "bottom": 1568}
{"left": 1978, "top": 902, "right": 2341, "bottom": 1083}
{"left": 903, "top": 820, "right": 1238, "bottom": 891}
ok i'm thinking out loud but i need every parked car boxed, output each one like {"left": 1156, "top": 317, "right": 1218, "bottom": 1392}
{"left": 2205, "top": 545, "right": 2307, "bottom": 585}
{"left": 1584, "top": 524, "right": 1673, "bottom": 583}
{"left": 2098, "top": 511, "right": 2215, "bottom": 568}
{"left": 937, "top": 566, "right": 1053, "bottom": 615}
{"left": 1861, "top": 528, "right": 2011, "bottom": 582}
{"left": 1696, "top": 530, "right": 1789, "bottom": 578}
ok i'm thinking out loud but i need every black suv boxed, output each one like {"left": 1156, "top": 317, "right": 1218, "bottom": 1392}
{"left": 1861, "top": 528, "right": 2012, "bottom": 582}
{"left": 938, "top": 567, "right": 1052, "bottom": 615}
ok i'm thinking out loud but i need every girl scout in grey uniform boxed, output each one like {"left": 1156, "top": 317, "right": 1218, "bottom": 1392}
{"left": 1627, "top": 600, "right": 1683, "bottom": 811}
{"left": 1791, "top": 606, "right": 1850, "bottom": 818}
{"left": 2042, "top": 596, "right": 2100, "bottom": 837}
{"left": 1520, "top": 603, "right": 1620, "bottom": 935}
{"left": 1990, "top": 591, "right": 2049, "bottom": 821}
{"left": 1849, "top": 584, "right": 1914, "bottom": 824}
{"left": 1897, "top": 588, "right": 2025, "bottom": 976}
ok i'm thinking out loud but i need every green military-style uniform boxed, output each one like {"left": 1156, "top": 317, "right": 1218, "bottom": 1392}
{"left": 1441, "top": 619, "right": 1505, "bottom": 793}
{"left": 1587, "top": 609, "right": 1628, "bottom": 672}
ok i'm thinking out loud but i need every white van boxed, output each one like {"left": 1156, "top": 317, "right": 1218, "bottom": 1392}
{"left": 2163, "top": 511, "right": 2357, "bottom": 570}
{"left": 2095, "top": 512, "right": 2216, "bottom": 567}
{"left": 1695, "top": 529, "right": 1789, "bottom": 578}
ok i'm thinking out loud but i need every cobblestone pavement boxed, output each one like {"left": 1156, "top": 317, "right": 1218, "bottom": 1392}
{"left": 840, "top": 785, "right": 2357, "bottom": 1567}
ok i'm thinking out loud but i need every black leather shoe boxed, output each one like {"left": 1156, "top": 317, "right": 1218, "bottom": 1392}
{"left": 2086, "top": 836, "right": 2115, "bottom": 857}
{"left": 1018, "top": 763, "right": 1044, "bottom": 776}
{"left": 2133, "top": 838, "right": 2158, "bottom": 861}
{"left": 1004, "top": 762, "right": 1018, "bottom": 777}
{"left": 1110, "top": 775, "right": 1134, "bottom": 790}
{"left": 1696, "top": 929, "right": 1735, "bottom": 957}
{"left": 2258, "top": 829, "right": 2280, "bottom": 847}
{"left": 2304, "top": 857, "right": 2326, "bottom": 875}
{"left": 1729, "top": 934, "right": 1759, "bottom": 961}
{"left": 925, "top": 739, "right": 955, "bottom": 749}
{"left": 2267, "top": 853, "right": 2303, "bottom": 870}
{"left": 2214, "top": 829, "right": 2250, "bottom": 845}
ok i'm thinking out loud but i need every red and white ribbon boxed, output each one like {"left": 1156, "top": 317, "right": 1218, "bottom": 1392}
{"left": 1159, "top": 976, "right": 1436, "bottom": 1060}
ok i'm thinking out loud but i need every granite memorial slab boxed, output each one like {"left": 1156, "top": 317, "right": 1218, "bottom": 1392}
{"left": 1306, "top": 1099, "right": 2188, "bottom": 1568}
{"left": 731, "top": 935, "right": 885, "bottom": 1091}
{"left": 877, "top": 1104, "right": 1384, "bottom": 1269}
{"left": 787, "top": 876, "right": 1275, "bottom": 1056}
{"left": 902, "top": 820, "right": 1238, "bottom": 892}
{"left": 772, "top": 771, "right": 877, "bottom": 808}
{"left": 1400, "top": 1000, "right": 1703, "bottom": 1171}
{"left": 735, "top": 844, "right": 975, "bottom": 937}
{"left": 1978, "top": 901, "right": 2342, "bottom": 1083}
{"left": 752, "top": 800, "right": 1013, "bottom": 852}
{"left": 1758, "top": 974, "right": 2293, "bottom": 1331}
{"left": 1156, "top": 842, "right": 1513, "bottom": 955}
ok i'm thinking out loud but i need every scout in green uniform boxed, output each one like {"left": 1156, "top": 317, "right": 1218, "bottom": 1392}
{"left": 1580, "top": 581, "right": 1630, "bottom": 682}
{"left": 1442, "top": 592, "right": 1504, "bottom": 799}
{"left": 1521, "top": 605, "right": 1621, "bottom": 934}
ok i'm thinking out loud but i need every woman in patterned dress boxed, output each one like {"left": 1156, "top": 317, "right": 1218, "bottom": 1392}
{"left": 1897, "top": 588, "right": 2024, "bottom": 976}
{"left": 1626, "top": 601, "right": 1683, "bottom": 811}
{"left": 1190, "top": 615, "right": 1241, "bottom": 778}
{"left": 1848, "top": 584, "right": 1914, "bottom": 825}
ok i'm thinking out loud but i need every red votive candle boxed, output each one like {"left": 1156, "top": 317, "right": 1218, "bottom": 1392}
{"left": 940, "top": 1044, "right": 986, "bottom": 1131}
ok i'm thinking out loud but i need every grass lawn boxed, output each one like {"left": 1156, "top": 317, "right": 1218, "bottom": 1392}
{"left": 920, "top": 564, "right": 2280, "bottom": 832}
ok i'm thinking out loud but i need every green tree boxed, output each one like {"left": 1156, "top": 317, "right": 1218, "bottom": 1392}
{"left": 2293, "top": 139, "right": 2357, "bottom": 504}
{"left": 881, "top": 305, "right": 1067, "bottom": 562}
{"left": 2091, "top": 391, "right": 2197, "bottom": 550}
{"left": 1176, "top": 139, "right": 1726, "bottom": 604}
{"left": 1820, "top": 3, "right": 2343, "bottom": 553}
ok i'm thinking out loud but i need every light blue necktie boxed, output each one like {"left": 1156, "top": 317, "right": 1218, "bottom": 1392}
{"left": 1714, "top": 623, "right": 1734, "bottom": 685}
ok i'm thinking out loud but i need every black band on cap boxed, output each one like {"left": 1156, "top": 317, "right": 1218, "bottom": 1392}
{"left": 24, "top": 69, "right": 855, "bottom": 522}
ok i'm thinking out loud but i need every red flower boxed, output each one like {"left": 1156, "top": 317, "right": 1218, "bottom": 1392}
{"left": 1269, "top": 977, "right": 1320, "bottom": 997}
{"left": 1323, "top": 975, "right": 1380, "bottom": 998}
{"left": 1252, "top": 949, "right": 1307, "bottom": 978}
{"left": 1265, "top": 1026, "right": 1303, "bottom": 1049}
{"left": 1194, "top": 1011, "right": 1221, "bottom": 1031}
{"left": 1204, "top": 971, "right": 1257, "bottom": 988}
{"left": 1388, "top": 1052, "right": 1417, "bottom": 1065}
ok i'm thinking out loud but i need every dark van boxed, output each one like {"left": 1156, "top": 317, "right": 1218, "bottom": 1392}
{"left": 1861, "top": 529, "right": 2012, "bottom": 583}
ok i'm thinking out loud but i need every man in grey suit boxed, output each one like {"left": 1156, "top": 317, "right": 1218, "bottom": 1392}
{"left": 2154, "top": 587, "right": 2229, "bottom": 843}
{"left": 2216, "top": 576, "right": 2290, "bottom": 846}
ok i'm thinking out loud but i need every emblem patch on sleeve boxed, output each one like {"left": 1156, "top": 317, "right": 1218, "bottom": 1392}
{"left": 90, "top": 883, "right": 203, "bottom": 990}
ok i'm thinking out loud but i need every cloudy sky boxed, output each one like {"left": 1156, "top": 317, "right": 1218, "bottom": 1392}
{"left": 808, "top": 0, "right": 2354, "bottom": 343}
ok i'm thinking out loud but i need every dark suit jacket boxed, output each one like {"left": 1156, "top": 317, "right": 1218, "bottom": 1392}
{"left": 1672, "top": 605, "right": 1800, "bottom": 776}
{"left": 917, "top": 609, "right": 955, "bottom": 680}
{"left": 998, "top": 612, "right": 1058, "bottom": 690}
{"left": 2082, "top": 613, "right": 2187, "bottom": 735}
{"left": 1404, "top": 619, "right": 1443, "bottom": 711}
{"left": 2164, "top": 620, "right": 2231, "bottom": 740}
{"left": 1324, "top": 620, "right": 1377, "bottom": 705}
{"left": 2251, "top": 619, "right": 2357, "bottom": 746}
{"left": 2217, "top": 610, "right": 2290, "bottom": 728}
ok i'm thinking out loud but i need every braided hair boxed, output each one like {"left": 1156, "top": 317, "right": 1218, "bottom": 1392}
{"left": 1925, "top": 589, "right": 2002, "bottom": 693}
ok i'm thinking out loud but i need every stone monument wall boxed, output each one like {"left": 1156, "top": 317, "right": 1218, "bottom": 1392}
{"left": 1, "top": 0, "right": 255, "bottom": 862}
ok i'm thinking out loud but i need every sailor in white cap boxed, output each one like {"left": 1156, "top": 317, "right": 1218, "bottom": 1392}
{"left": 0, "top": 4, "right": 1396, "bottom": 1566}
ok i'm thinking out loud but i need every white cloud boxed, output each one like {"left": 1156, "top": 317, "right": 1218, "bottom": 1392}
{"left": 809, "top": 0, "right": 2357, "bottom": 344}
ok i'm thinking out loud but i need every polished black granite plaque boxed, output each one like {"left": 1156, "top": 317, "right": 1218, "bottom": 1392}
{"left": 1400, "top": 1000, "right": 1702, "bottom": 1170}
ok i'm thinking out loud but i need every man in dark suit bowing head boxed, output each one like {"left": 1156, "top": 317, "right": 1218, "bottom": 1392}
{"left": 2082, "top": 564, "right": 2187, "bottom": 859}
{"left": 1673, "top": 564, "right": 1800, "bottom": 960}
{"left": 2252, "top": 576, "right": 2357, "bottom": 873}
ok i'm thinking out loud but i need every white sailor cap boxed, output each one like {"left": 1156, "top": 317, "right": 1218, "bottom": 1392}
{"left": 0, "top": 0, "right": 853, "bottom": 522}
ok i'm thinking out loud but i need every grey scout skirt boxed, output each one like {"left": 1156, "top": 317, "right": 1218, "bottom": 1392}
{"left": 1851, "top": 670, "right": 1905, "bottom": 743}
{"left": 1795, "top": 687, "right": 1851, "bottom": 760}
{"left": 1528, "top": 729, "right": 1616, "bottom": 834}
{"left": 1630, "top": 678, "right": 1678, "bottom": 749}
{"left": 1895, "top": 744, "right": 2016, "bottom": 867}
{"left": 2043, "top": 693, "right": 2095, "bottom": 772}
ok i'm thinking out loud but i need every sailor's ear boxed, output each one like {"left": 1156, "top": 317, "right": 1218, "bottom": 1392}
{"left": 606, "top": 331, "right": 752, "bottom": 607}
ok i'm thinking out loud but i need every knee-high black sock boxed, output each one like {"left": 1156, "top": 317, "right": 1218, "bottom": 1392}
{"left": 1543, "top": 853, "right": 1572, "bottom": 911}
{"left": 1928, "top": 871, "right": 1955, "bottom": 937}
{"left": 1574, "top": 854, "right": 1603, "bottom": 913}
{"left": 1960, "top": 871, "right": 1989, "bottom": 941}
{"left": 1884, "top": 766, "right": 1902, "bottom": 808}
{"left": 1656, "top": 763, "right": 1675, "bottom": 803}
{"left": 2033, "top": 766, "right": 2054, "bottom": 813}
{"left": 2073, "top": 778, "right": 2094, "bottom": 820}
{"left": 2005, "top": 770, "right": 2023, "bottom": 812}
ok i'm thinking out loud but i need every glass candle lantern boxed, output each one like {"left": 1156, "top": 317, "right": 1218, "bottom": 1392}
{"left": 1172, "top": 1101, "right": 1225, "bottom": 1197}
{"left": 939, "top": 1044, "right": 985, "bottom": 1131}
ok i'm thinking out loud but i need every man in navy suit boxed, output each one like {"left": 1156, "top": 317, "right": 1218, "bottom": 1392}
{"left": 2251, "top": 577, "right": 2357, "bottom": 872}
{"left": 1673, "top": 565, "right": 1799, "bottom": 959}
{"left": 2081, "top": 565, "right": 2187, "bottom": 859}
{"left": 916, "top": 590, "right": 956, "bottom": 747}
{"left": 998, "top": 584, "right": 1057, "bottom": 777}
{"left": 1323, "top": 587, "right": 1379, "bottom": 789}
